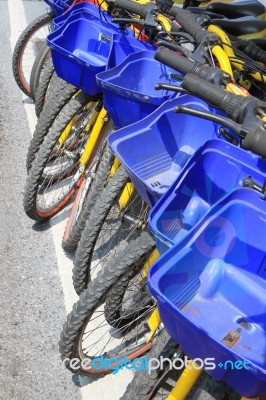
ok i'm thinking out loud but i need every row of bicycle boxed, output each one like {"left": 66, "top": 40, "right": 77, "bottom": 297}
{"left": 13, "top": 0, "right": 266, "bottom": 398}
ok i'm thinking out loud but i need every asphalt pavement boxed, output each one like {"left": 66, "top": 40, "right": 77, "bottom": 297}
{"left": 0, "top": 1, "right": 82, "bottom": 399}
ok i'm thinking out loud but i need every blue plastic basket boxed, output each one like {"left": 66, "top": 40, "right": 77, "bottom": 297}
{"left": 148, "top": 187, "right": 266, "bottom": 398}
{"left": 47, "top": 7, "right": 150, "bottom": 94}
{"left": 44, "top": 0, "right": 73, "bottom": 16}
{"left": 149, "top": 139, "right": 266, "bottom": 254}
{"left": 96, "top": 50, "right": 179, "bottom": 128}
{"left": 108, "top": 97, "right": 226, "bottom": 206}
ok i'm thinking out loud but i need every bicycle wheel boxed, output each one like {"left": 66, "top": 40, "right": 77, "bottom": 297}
{"left": 121, "top": 328, "right": 240, "bottom": 400}
{"left": 24, "top": 92, "right": 100, "bottom": 221}
{"left": 12, "top": 12, "right": 53, "bottom": 97}
{"left": 104, "top": 232, "right": 156, "bottom": 329}
{"left": 120, "top": 328, "right": 180, "bottom": 400}
{"left": 73, "top": 166, "right": 150, "bottom": 295}
{"left": 26, "top": 79, "right": 78, "bottom": 172}
{"left": 62, "top": 143, "right": 115, "bottom": 253}
{"left": 29, "top": 43, "right": 51, "bottom": 102}
{"left": 34, "top": 61, "right": 57, "bottom": 118}
{"left": 60, "top": 232, "right": 155, "bottom": 376}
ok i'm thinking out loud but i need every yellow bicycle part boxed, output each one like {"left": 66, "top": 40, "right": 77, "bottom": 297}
{"left": 58, "top": 115, "right": 77, "bottom": 146}
{"left": 167, "top": 361, "right": 202, "bottom": 400}
{"left": 241, "top": 398, "right": 260, "bottom": 400}
{"left": 79, "top": 107, "right": 108, "bottom": 167}
{"left": 208, "top": 24, "right": 266, "bottom": 83}
{"left": 142, "top": 249, "right": 160, "bottom": 279}
{"left": 200, "top": 0, "right": 234, "bottom": 4}
{"left": 118, "top": 182, "right": 134, "bottom": 209}
{"left": 58, "top": 100, "right": 94, "bottom": 145}
{"left": 109, "top": 157, "right": 121, "bottom": 177}
{"left": 156, "top": 14, "right": 172, "bottom": 33}
{"left": 83, "top": 102, "right": 101, "bottom": 132}
{"left": 211, "top": 45, "right": 233, "bottom": 76}
{"left": 146, "top": 307, "right": 161, "bottom": 342}
{"left": 238, "top": 28, "right": 266, "bottom": 40}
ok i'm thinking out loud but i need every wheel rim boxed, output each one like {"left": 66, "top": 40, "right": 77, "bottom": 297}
{"left": 36, "top": 102, "right": 98, "bottom": 217}
{"left": 119, "top": 274, "right": 154, "bottom": 324}
{"left": 76, "top": 292, "right": 155, "bottom": 374}
{"left": 63, "top": 138, "right": 110, "bottom": 242}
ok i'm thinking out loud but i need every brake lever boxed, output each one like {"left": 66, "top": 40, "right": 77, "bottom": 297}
{"left": 174, "top": 106, "right": 243, "bottom": 136}
{"left": 190, "top": 33, "right": 218, "bottom": 63}
{"left": 155, "top": 83, "right": 188, "bottom": 93}
{"left": 112, "top": 17, "right": 145, "bottom": 26}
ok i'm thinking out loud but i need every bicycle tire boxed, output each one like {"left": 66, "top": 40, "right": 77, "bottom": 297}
{"left": 62, "top": 143, "right": 115, "bottom": 253}
{"left": 120, "top": 328, "right": 179, "bottom": 400}
{"left": 26, "top": 79, "right": 78, "bottom": 172}
{"left": 23, "top": 91, "right": 94, "bottom": 221}
{"left": 12, "top": 12, "right": 54, "bottom": 97}
{"left": 29, "top": 43, "right": 51, "bottom": 102}
{"left": 73, "top": 165, "right": 150, "bottom": 295}
{"left": 104, "top": 233, "right": 155, "bottom": 328}
{"left": 121, "top": 330, "right": 241, "bottom": 400}
{"left": 60, "top": 232, "right": 154, "bottom": 376}
{"left": 34, "top": 61, "right": 57, "bottom": 118}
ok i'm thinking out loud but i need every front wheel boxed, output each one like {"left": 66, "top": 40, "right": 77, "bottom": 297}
{"left": 73, "top": 166, "right": 150, "bottom": 295}
{"left": 29, "top": 43, "right": 51, "bottom": 102}
{"left": 62, "top": 143, "right": 115, "bottom": 253}
{"left": 12, "top": 12, "right": 53, "bottom": 97}
{"left": 60, "top": 232, "right": 155, "bottom": 376}
{"left": 23, "top": 92, "right": 99, "bottom": 221}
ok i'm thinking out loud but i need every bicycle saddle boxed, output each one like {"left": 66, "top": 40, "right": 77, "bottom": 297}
{"left": 212, "top": 16, "right": 266, "bottom": 38}
{"left": 204, "top": 0, "right": 265, "bottom": 19}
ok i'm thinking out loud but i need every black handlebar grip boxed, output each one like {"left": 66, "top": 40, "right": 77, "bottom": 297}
{"left": 242, "top": 129, "right": 266, "bottom": 158}
{"left": 244, "top": 41, "right": 266, "bottom": 65}
{"left": 113, "top": 0, "right": 149, "bottom": 18}
{"left": 182, "top": 73, "right": 250, "bottom": 122}
{"left": 155, "top": 48, "right": 231, "bottom": 85}
{"left": 169, "top": 6, "right": 207, "bottom": 43}
{"left": 155, "top": 47, "right": 195, "bottom": 73}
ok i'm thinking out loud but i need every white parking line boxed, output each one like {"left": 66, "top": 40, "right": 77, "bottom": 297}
{"left": 7, "top": 1, "right": 133, "bottom": 398}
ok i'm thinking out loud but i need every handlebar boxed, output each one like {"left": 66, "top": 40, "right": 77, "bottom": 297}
{"left": 180, "top": 73, "right": 266, "bottom": 158}
{"left": 109, "top": 0, "right": 151, "bottom": 19}
{"left": 182, "top": 73, "right": 252, "bottom": 122}
{"left": 169, "top": 6, "right": 212, "bottom": 44}
{"left": 155, "top": 47, "right": 231, "bottom": 85}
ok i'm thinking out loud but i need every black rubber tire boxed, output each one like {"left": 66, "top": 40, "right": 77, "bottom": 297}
{"left": 29, "top": 43, "right": 51, "bottom": 102}
{"left": 104, "top": 234, "right": 155, "bottom": 328}
{"left": 26, "top": 79, "right": 78, "bottom": 173}
{"left": 120, "top": 329, "right": 178, "bottom": 400}
{"left": 23, "top": 91, "right": 92, "bottom": 222}
{"left": 60, "top": 231, "right": 155, "bottom": 376}
{"left": 12, "top": 12, "right": 54, "bottom": 98}
{"left": 73, "top": 166, "right": 130, "bottom": 295}
{"left": 62, "top": 144, "right": 115, "bottom": 253}
{"left": 34, "top": 60, "right": 56, "bottom": 118}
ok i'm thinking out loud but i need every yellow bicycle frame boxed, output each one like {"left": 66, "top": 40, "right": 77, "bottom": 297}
{"left": 208, "top": 24, "right": 266, "bottom": 83}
